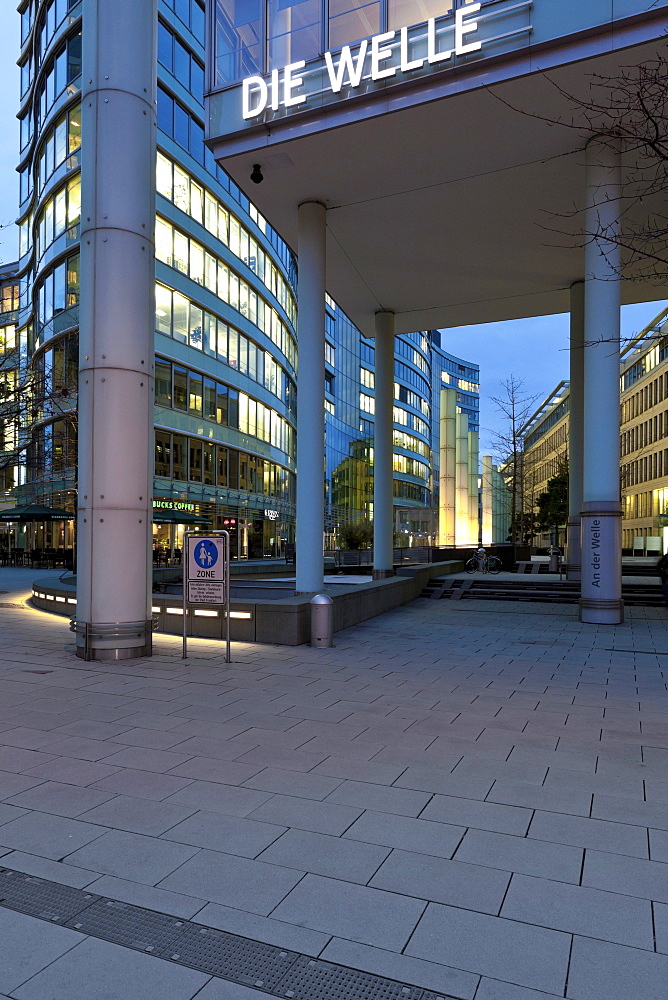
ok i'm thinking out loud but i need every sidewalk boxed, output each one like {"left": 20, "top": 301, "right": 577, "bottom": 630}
{"left": 0, "top": 582, "right": 665, "bottom": 999}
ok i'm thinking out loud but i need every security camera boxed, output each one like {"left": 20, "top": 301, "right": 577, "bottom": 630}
{"left": 250, "top": 164, "right": 264, "bottom": 184}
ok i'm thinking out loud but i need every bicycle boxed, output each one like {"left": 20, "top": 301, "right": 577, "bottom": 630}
{"left": 465, "top": 552, "right": 502, "bottom": 574}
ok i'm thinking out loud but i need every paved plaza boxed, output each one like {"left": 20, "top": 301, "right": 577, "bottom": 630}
{"left": 0, "top": 571, "right": 666, "bottom": 999}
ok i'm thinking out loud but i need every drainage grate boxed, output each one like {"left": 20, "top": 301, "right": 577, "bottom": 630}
{"left": 0, "top": 865, "right": 455, "bottom": 1000}
{"left": 275, "top": 956, "right": 425, "bottom": 999}
{"left": 166, "top": 924, "right": 298, "bottom": 989}
{"left": 0, "top": 870, "right": 98, "bottom": 924}
{"left": 67, "top": 898, "right": 187, "bottom": 954}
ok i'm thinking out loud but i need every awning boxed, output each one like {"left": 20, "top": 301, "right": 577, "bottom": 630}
{"left": 0, "top": 503, "right": 74, "bottom": 522}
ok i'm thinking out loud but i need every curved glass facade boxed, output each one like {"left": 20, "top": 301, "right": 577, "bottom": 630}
{"left": 16, "top": 0, "right": 298, "bottom": 559}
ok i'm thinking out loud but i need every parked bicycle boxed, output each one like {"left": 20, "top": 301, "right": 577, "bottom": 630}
{"left": 465, "top": 548, "right": 502, "bottom": 574}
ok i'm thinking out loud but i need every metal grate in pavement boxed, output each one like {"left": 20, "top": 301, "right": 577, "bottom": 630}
{"left": 0, "top": 865, "right": 454, "bottom": 1000}
{"left": 67, "top": 898, "right": 186, "bottom": 954}
{"left": 274, "top": 955, "right": 424, "bottom": 999}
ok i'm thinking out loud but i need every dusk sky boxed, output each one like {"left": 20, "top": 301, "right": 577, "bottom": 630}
{"left": 0, "top": 10, "right": 665, "bottom": 457}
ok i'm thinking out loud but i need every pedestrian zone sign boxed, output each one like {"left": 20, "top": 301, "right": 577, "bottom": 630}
{"left": 187, "top": 535, "right": 226, "bottom": 604}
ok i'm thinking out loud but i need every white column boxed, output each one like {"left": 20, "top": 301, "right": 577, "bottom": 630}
{"left": 296, "top": 202, "right": 326, "bottom": 593}
{"left": 468, "top": 428, "right": 479, "bottom": 545}
{"left": 482, "top": 454, "right": 493, "bottom": 546}
{"left": 77, "top": 0, "right": 156, "bottom": 660}
{"left": 438, "top": 387, "right": 456, "bottom": 546}
{"left": 567, "top": 281, "right": 584, "bottom": 581}
{"left": 580, "top": 138, "right": 623, "bottom": 624}
{"left": 373, "top": 311, "right": 395, "bottom": 578}
{"left": 455, "top": 412, "right": 470, "bottom": 546}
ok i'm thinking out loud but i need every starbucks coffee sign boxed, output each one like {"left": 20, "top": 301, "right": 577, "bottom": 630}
{"left": 242, "top": 3, "right": 490, "bottom": 120}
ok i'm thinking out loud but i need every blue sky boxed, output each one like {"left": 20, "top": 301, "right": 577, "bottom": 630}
{"left": 0, "top": 11, "right": 665, "bottom": 455}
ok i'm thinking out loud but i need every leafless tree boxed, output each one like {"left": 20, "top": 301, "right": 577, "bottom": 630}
{"left": 490, "top": 376, "right": 540, "bottom": 546}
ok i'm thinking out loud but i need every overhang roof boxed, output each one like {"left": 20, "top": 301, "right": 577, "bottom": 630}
{"left": 208, "top": 14, "right": 668, "bottom": 336}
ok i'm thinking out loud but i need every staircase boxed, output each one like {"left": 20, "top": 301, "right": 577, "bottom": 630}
{"left": 421, "top": 577, "right": 666, "bottom": 607}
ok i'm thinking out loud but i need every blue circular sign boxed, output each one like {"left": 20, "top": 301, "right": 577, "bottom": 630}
{"left": 194, "top": 539, "right": 218, "bottom": 569}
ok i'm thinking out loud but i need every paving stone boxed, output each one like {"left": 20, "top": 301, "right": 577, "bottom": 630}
{"left": 311, "top": 757, "right": 407, "bottom": 785}
{"left": 405, "top": 902, "right": 570, "bottom": 995}
{"left": 655, "top": 902, "right": 668, "bottom": 954}
{"left": 167, "top": 757, "right": 265, "bottom": 784}
{"left": 566, "top": 935, "right": 668, "bottom": 1000}
{"left": 475, "top": 980, "right": 562, "bottom": 1000}
{"left": 650, "top": 828, "right": 668, "bottom": 862}
{"left": 52, "top": 720, "right": 134, "bottom": 740}
{"left": 0, "top": 746, "right": 57, "bottom": 772}
{"left": 11, "top": 936, "right": 209, "bottom": 1000}
{"left": 451, "top": 757, "right": 548, "bottom": 786}
{"left": 234, "top": 745, "right": 331, "bottom": 772}
{"left": 0, "top": 908, "right": 84, "bottom": 995}
{"left": 247, "top": 793, "right": 363, "bottom": 835}
{"left": 320, "top": 938, "right": 479, "bottom": 999}
{"left": 272, "top": 873, "right": 426, "bottom": 950}
{"left": 23, "top": 758, "right": 123, "bottom": 787}
{"left": 161, "top": 810, "right": 287, "bottom": 857}
{"left": 0, "top": 770, "right": 46, "bottom": 799}
{"left": 257, "top": 828, "right": 390, "bottom": 882}
{"left": 501, "top": 872, "right": 653, "bottom": 948}
{"left": 324, "top": 779, "right": 432, "bottom": 817}
{"left": 0, "top": 810, "right": 107, "bottom": 859}
{"left": 0, "top": 727, "right": 67, "bottom": 750}
{"left": 242, "top": 768, "right": 343, "bottom": 800}
{"left": 421, "top": 795, "right": 533, "bottom": 836}
{"left": 582, "top": 849, "right": 668, "bottom": 903}
{"left": 36, "top": 736, "right": 126, "bottom": 761}
{"left": 454, "top": 829, "right": 583, "bottom": 883}
{"left": 528, "top": 810, "right": 649, "bottom": 858}
{"left": 486, "top": 779, "right": 592, "bottom": 817}
{"left": 91, "top": 767, "right": 194, "bottom": 800}
{"left": 162, "top": 779, "right": 273, "bottom": 817}
{"left": 63, "top": 828, "right": 199, "bottom": 884}
{"left": 0, "top": 850, "right": 102, "bottom": 887}
{"left": 85, "top": 873, "right": 206, "bottom": 918}
{"left": 370, "top": 848, "right": 509, "bottom": 913}
{"left": 6, "top": 781, "right": 117, "bottom": 818}
{"left": 106, "top": 727, "right": 197, "bottom": 749}
{"left": 157, "top": 849, "right": 304, "bottom": 915}
{"left": 343, "top": 809, "right": 465, "bottom": 859}
{"left": 191, "top": 982, "right": 273, "bottom": 999}
{"left": 77, "top": 794, "right": 199, "bottom": 835}
{"left": 592, "top": 792, "right": 668, "bottom": 831}
{"left": 159, "top": 736, "right": 259, "bottom": 760}
{"left": 194, "top": 901, "right": 331, "bottom": 956}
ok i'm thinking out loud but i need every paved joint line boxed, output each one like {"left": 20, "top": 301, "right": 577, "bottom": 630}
{"left": 0, "top": 864, "right": 456, "bottom": 999}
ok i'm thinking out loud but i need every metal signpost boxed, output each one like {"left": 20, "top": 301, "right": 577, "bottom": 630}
{"left": 182, "top": 530, "right": 230, "bottom": 662}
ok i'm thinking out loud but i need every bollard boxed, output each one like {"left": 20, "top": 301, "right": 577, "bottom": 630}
{"left": 548, "top": 547, "right": 561, "bottom": 573}
{"left": 310, "top": 594, "right": 333, "bottom": 647}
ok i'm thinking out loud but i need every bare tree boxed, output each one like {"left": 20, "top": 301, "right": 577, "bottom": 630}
{"left": 490, "top": 376, "right": 540, "bottom": 546}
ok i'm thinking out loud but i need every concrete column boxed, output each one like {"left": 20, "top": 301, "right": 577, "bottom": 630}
{"left": 296, "top": 202, "right": 326, "bottom": 593}
{"left": 77, "top": 0, "right": 157, "bottom": 659}
{"left": 468, "top": 428, "right": 479, "bottom": 545}
{"left": 438, "top": 387, "right": 456, "bottom": 546}
{"left": 373, "top": 311, "right": 395, "bottom": 578}
{"left": 580, "top": 139, "right": 623, "bottom": 624}
{"left": 455, "top": 412, "right": 470, "bottom": 546}
{"left": 567, "top": 280, "right": 584, "bottom": 581}
{"left": 482, "top": 455, "right": 493, "bottom": 546}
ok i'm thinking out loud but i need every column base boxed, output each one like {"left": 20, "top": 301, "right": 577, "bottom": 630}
{"left": 72, "top": 620, "right": 153, "bottom": 661}
{"left": 372, "top": 568, "right": 395, "bottom": 580}
{"left": 579, "top": 501, "right": 622, "bottom": 625}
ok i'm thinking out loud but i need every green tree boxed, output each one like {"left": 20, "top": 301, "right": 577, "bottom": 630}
{"left": 338, "top": 520, "right": 373, "bottom": 550}
{"left": 536, "top": 464, "right": 569, "bottom": 546}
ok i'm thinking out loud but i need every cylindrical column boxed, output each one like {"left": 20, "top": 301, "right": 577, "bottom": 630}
{"left": 468, "top": 428, "right": 479, "bottom": 546}
{"left": 438, "top": 387, "right": 457, "bottom": 546}
{"left": 482, "top": 455, "right": 493, "bottom": 546}
{"left": 373, "top": 311, "right": 395, "bottom": 578}
{"left": 567, "top": 280, "right": 585, "bottom": 581}
{"left": 296, "top": 202, "right": 327, "bottom": 593}
{"left": 76, "top": 0, "right": 157, "bottom": 659}
{"left": 580, "top": 138, "right": 623, "bottom": 624}
{"left": 455, "top": 412, "right": 470, "bottom": 547}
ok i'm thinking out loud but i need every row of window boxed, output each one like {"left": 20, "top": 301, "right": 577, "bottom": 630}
{"left": 163, "top": 0, "right": 206, "bottom": 38}
{"left": 622, "top": 485, "right": 668, "bottom": 520}
{"left": 524, "top": 399, "right": 569, "bottom": 452}
{"left": 155, "top": 217, "right": 297, "bottom": 369}
{"left": 21, "top": 102, "right": 81, "bottom": 209}
{"left": 395, "top": 359, "right": 430, "bottom": 397}
{"left": 35, "top": 251, "right": 80, "bottom": 338}
{"left": 158, "top": 20, "right": 205, "bottom": 102}
{"left": 21, "top": 30, "right": 81, "bottom": 152}
{"left": 155, "top": 357, "right": 296, "bottom": 459}
{"left": 621, "top": 334, "right": 668, "bottom": 390}
{"left": 621, "top": 411, "right": 668, "bottom": 457}
{"left": 155, "top": 283, "right": 296, "bottom": 414}
{"left": 21, "top": 0, "right": 78, "bottom": 90}
{"left": 0, "top": 285, "right": 19, "bottom": 317}
{"left": 621, "top": 451, "right": 668, "bottom": 488}
{"left": 621, "top": 368, "right": 668, "bottom": 421}
{"left": 157, "top": 152, "right": 296, "bottom": 317}
{"left": 35, "top": 173, "right": 81, "bottom": 264}
{"left": 394, "top": 429, "right": 430, "bottom": 460}
{"left": 393, "top": 453, "right": 429, "bottom": 480}
{"left": 155, "top": 430, "right": 295, "bottom": 500}
{"left": 0, "top": 325, "right": 17, "bottom": 355}
{"left": 395, "top": 336, "right": 429, "bottom": 375}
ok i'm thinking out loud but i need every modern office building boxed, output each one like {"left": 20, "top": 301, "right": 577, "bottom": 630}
{"left": 0, "top": 266, "right": 21, "bottom": 510}
{"left": 207, "top": 0, "right": 668, "bottom": 625}
{"left": 521, "top": 306, "right": 668, "bottom": 555}
{"left": 12, "top": 0, "right": 481, "bottom": 655}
